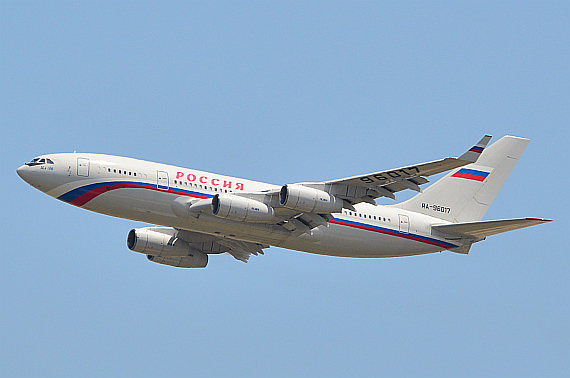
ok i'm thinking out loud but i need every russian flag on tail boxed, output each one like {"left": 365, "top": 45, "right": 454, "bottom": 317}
{"left": 451, "top": 168, "right": 490, "bottom": 182}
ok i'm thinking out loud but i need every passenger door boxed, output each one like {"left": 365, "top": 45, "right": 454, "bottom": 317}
{"left": 157, "top": 170, "right": 169, "bottom": 191}
{"left": 398, "top": 214, "right": 409, "bottom": 234}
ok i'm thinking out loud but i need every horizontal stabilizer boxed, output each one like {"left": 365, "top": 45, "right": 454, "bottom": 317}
{"left": 433, "top": 218, "right": 552, "bottom": 239}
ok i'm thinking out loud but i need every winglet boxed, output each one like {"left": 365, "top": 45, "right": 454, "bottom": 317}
{"left": 458, "top": 135, "right": 492, "bottom": 163}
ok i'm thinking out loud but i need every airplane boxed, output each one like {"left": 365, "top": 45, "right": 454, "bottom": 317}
{"left": 16, "top": 135, "right": 551, "bottom": 268}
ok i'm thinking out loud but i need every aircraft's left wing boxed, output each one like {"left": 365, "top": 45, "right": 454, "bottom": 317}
{"left": 175, "top": 228, "right": 268, "bottom": 263}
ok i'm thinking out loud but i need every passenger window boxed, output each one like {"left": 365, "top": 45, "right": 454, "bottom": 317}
{"left": 114, "top": 169, "right": 117, "bottom": 173}
{"left": 119, "top": 170, "right": 121, "bottom": 174}
{"left": 129, "top": 172, "right": 131, "bottom": 175}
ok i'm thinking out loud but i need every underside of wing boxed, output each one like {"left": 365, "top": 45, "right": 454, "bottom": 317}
{"left": 176, "top": 228, "right": 268, "bottom": 263}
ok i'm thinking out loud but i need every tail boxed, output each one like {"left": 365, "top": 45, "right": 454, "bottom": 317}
{"left": 394, "top": 136, "right": 530, "bottom": 223}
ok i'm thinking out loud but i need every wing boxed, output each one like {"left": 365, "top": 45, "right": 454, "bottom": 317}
{"left": 215, "top": 238, "right": 267, "bottom": 263}
{"left": 228, "top": 135, "right": 493, "bottom": 235}
{"left": 318, "top": 134, "right": 492, "bottom": 204}
{"left": 174, "top": 228, "right": 268, "bottom": 263}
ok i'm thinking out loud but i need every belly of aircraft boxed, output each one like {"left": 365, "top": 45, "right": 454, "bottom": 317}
{"left": 72, "top": 187, "right": 449, "bottom": 258}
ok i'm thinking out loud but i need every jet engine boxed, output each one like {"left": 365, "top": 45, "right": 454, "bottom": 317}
{"left": 279, "top": 184, "right": 343, "bottom": 213}
{"left": 127, "top": 228, "right": 196, "bottom": 255}
{"left": 211, "top": 194, "right": 275, "bottom": 222}
{"left": 127, "top": 228, "right": 208, "bottom": 268}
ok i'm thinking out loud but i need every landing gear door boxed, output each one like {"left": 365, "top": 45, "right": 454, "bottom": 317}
{"left": 398, "top": 214, "right": 409, "bottom": 234}
{"left": 77, "top": 158, "right": 90, "bottom": 177}
{"left": 157, "top": 171, "right": 169, "bottom": 191}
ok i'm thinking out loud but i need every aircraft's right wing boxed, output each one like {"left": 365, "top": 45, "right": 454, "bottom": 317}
{"left": 225, "top": 135, "right": 494, "bottom": 235}
{"left": 318, "top": 135, "right": 492, "bottom": 204}
{"left": 432, "top": 218, "right": 552, "bottom": 239}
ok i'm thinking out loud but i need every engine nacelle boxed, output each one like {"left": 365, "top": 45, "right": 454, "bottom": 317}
{"left": 127, "top": 228, "right": 197, "bottom": 258}
{"left": 279, "top": 184, "right": 343, "bottom": 213}
{"left": 147, "top": 254, "right": 208, "bottom": 269}
{"left": 211, "top": 194, "right": 275, "bottom": 222}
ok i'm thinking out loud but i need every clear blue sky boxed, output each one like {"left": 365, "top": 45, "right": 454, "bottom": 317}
{"left": 1, "top": 2, "right": 568, "bottom": 377}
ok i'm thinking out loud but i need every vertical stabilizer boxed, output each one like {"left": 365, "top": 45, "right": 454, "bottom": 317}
{"left": 394, "top": 136, "right": 529, "bottom": 223}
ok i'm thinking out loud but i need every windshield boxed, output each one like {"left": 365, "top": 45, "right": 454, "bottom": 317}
{"left": 26, "top": 157, "right": 54, "bottom": 166}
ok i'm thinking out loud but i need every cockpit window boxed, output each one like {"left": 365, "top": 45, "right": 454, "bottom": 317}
{"left": 26, "top": 157, "right": 54, "bottom": 166}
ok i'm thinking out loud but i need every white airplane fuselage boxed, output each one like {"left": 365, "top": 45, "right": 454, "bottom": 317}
{"left": 17, "top": 153, "right": 458, "bottom": 259}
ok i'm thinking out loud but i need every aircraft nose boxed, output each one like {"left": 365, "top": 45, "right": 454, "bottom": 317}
{"left": 16, "top": 164, "right": 31, "bottom": 183}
